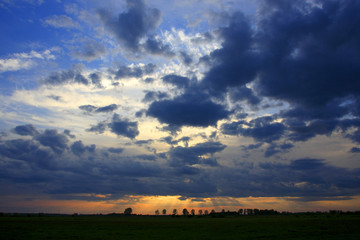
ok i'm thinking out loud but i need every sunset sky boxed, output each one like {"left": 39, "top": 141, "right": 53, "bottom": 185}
{"left": 1, "top": 0, "right": 360, "bottom": 214}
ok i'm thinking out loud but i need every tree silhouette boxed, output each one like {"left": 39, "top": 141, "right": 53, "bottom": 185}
{"left": 155, "top": 210, "right": 160, "bottom": 216}
{"left": 190, "top": 209, "right": 195, "bottom": 216}
{"left": 198, "top": 209, "right": 203, "bottom": 215}
{"left": 172, "top": 209, "right": 177, "bottom": 215}
{"left": 204, "top": 210, "right": 209, "bottom": 215}
{"left": 162, "top": 209, "right": 167, "bottom": 215}
{"left": 182, "top": 208, "right": 189, "bottom": 216}
{"left": 124, "top": 208, "right": 132, "bottom": 215}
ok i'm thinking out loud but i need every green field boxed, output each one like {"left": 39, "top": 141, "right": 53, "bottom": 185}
{"left": 1, "top": 214, "right": 360, "bottom": 240}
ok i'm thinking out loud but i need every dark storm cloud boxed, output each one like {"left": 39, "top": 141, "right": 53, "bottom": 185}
{"left": 161, "top": 74, "right": 191, "bottom": 89}
{"left": 221, "top": 116, "right": 286, "bottom": 143}
{"left": 113, "top": 63, "right": 156, "bottom": 79}
{"left": 72, "top": 40, "right": 106, "bottom": 61}
{"left": 34, "top": 129, "right": 69, "bottom": 154}
{"left": 98, "top": 0, "right": 161, "bottom": 51}
{"left": 350, "top": 147, "right": 360, "bottom": 153}
{"left": 12, "top": 124, "right": 39, "bottom": 136}
{"left": 63, "top": 129, "right": 75, "bottom": 139}
{"left": 108, "top": 113, "right": 139, "bottom": 139}
{"left": 142, "top": 91, "right": 169, "bottom": 103}
{"left": 79, "top": 104, "right": 118, "bottom": 113}
{"left": 147, "top": 91, "right": 230, "bottom": 128}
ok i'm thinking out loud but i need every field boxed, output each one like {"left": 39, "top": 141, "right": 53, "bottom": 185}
{"left": 1, "top": 214, "right": 360, "bottom": 240}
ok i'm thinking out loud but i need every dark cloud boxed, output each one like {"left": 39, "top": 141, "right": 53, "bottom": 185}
{"left": 108, "top": 113, "right": 139, "bottom": 139}
{"left": 142, "top": 91, "right": 169, "bottom": 103}
{"left": 144, "top": 36, "right": 174, "bottom": 56}
{"left": 350, "top": 147, "right": 360, "bottom": 153}
{"left": 136, "top": 154, "right": 156, "bottom": 161}
{"left": 70, "top": 140, "right": 96, "bottom": 156}
{"left": 34, "top": 129, "right": 69, "bottom": 154}
{"left": 264, "top": 142, "right": 294, "bottom": 158}
{"left": 147, "top": 91, "right": 230, "bottom": 128}
{"left": 95, "top": 104, "right": 118, "bottom": 113}
{"left": 162, "top": 74, "right": 191, "bottom": 89}
{"left": 12, "top": 124, "right": 39, "bottom": 136}
{"left": 63, "top": 129, "right": 75, "bottom": 139}
{"left": 87, "top": 122, "right": 107, "bottom": 134}
{"left": 221, "top": 116, "right": 286, "bottom": 143}
{"left": 79, "top": 104, "right": 97, "bottom": 113}
{"left": 229, "top": 86, "right": 261, "bottom": 106}
{"left": 72, "top": 40, "right": 106, "bottom": 61}
{"left": 168, "top": 141, "right": 226, "bottom": 167}
{"left": 134, "top": 139, "right": 153, "bottom": 146}
{"left": 107, "top": 147, "right": 124, "bottom": 154}
{"left": 79, "top": 104, "right": 118, "bottom": 113}
{"left": 113, "top": 63, "right": 156, "bottom": 79}
{"left": 88, "top": 72, "right": 102, "bottom": 88}
{"left": 179, "top": 51, "right": 193, "bottom": 66}
{"left": 47, "top": 95, "right": 62, "bottom": 101}
{"left": 98, "top": 0, "right": 161, "bottom": 51}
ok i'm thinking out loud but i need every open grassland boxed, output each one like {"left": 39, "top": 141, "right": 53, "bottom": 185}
{"left": 1, "top": 214, "right": 360, "bottom": 240}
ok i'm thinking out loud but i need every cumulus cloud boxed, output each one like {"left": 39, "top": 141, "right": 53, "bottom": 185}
{"left": 98, "top": 0, "right": 161, "bottom": 51}
{"left": 147, "top": 90, "right": 230, "bottom": 128}
{"left": 12, "top": 124, "right": 39, "bottom": 136}
{"left": 108, "top": 113, "right": 139, "bottom": 139}
{"left": 0, "top": 50, "right": 55, "bottom": 73}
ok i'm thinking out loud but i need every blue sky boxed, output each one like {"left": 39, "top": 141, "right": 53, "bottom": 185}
{"left": 1, "top": 0, "right": 360, "bottom": 214}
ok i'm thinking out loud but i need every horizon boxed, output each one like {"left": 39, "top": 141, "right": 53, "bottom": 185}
{"left": 1, "top": 0, "right": 360, "bottom": 215}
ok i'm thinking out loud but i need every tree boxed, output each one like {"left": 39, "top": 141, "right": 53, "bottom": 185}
{"left": 204, "top": 210, "right": 209, "bottom": 215}
{"left": 172, "top": 209, "right": 177, "bottom": 215}
{"left": 198, "top": 209, "right": 203, "bottom": 215}
{"left": 210, "top": 209, "right": 215, "bottom": 214}
{"left": 124, "top": 208, "right": 132, "bottom": 215}
{"left": 162, "top": 209, "right": 167, "bottom": 215}
{"left": 155, "top": 210, "right": 160, "bottom": 216}
{"left": 190, "top": 209, "right": 195, "bottom": 216}
{"left": 183, "top": 208, "right": 189, "bottom": 216}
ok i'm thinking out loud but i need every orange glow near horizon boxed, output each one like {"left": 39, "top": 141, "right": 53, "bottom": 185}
{"left": 1, "top": 195, "right": 359, "bottom": 214}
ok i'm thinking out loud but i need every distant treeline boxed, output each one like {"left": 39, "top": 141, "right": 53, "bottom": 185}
{"left": 1, "top": 209, "right": 359, "bottom": 217}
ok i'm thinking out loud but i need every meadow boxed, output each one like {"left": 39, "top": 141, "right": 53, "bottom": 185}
{"left": 1, "top": 214, "right": 360, "bottom": 240}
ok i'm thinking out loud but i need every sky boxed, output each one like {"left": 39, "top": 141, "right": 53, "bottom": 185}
{"left": 0, "top": 0, "right": 360, "bottom": 214}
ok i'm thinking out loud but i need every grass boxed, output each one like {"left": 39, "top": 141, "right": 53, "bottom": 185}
{"left": 1, "top": 214, "right": 360, "bottom": 240}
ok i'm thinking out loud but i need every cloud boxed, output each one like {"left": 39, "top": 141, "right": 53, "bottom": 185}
{"left": 98, "top": 0, "right": 161, "bottom": 51}
{"left": 0, "top": 50, "right": 55, "bottom": 73}
{"left": 144, "top": 36, "right": 175, "bottom": 56}
{"left": 108, "top": 113, "right": 139, "bottom": 139}
{"left": 70, "top": 140, "right": 95, "bottom": 156}
{"left": 42, "top": 67, "right": 89, "bottom": 86}
{"left": 79, "top": 104, "right": 118, "bottom": 113}
{"left": 147, "top": 90, "right": 230, "bottom": 128}
{"left": 34, "top": 129, "right": 69, "bottom": 154}
{"left": 221, "top": 116, "right": 286, "bottom": 143}
{"left": 161, "top": 74, "right": 191, "bottom": 89}
{"left": 12, "top": 124, "right": 39, "bottom": 136}
{"left": 113, "top": 63, "right": 156, "bottom": 79}
{"left": 142, "top": 91, "right": 169, "bottom": 103}
{"left": 43, "top": 15, "right": 80, "bottom": 29}
{"left": 168, "top": 141, "right": 226, "bottom": 167}
{"left": 72, "top": 40, "right": 106, "bottom": 61}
